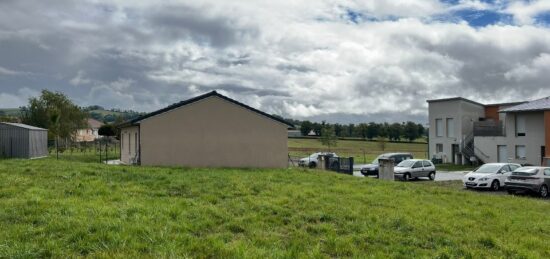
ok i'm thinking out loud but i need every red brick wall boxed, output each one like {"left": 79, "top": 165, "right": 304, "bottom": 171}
{"left": 484, "top": 105, "right": 500, "bottom": 121}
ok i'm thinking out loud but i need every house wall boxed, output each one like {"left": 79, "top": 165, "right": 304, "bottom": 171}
{"left": 428, "top": 100, "right": 485, "bottom": 164}
{"left": 120, "top": 126, "right": 139, "bottom": 164}
{"left": 474, "top": 112, "right": 545, "bottom": 165}
{"left": 138, "top": 96, "right": 288, "bottom": 168}
{"left": 545, "top": 111, "right": 550, "bottom": 157}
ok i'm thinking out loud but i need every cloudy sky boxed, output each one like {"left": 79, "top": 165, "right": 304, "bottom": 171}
{"left": 1, "top": 0, "right": 550, "bottom": 123}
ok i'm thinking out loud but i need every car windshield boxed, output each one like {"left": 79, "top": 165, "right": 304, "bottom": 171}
{"left": 371, "top": 155, "right": 386, "bottom": 165}
{"left": 308, "top": 153, "right": 320, "bottom": 158}
{"left": 472, "top": 164, "right": 502, "bottom": 174}
{"left": 397, "top": 160, "right": 415, "bottom": 167}
{"left": 512, "top": 168, "right": 538, "bottom": 176}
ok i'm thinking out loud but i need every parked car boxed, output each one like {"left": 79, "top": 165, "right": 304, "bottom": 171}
{"left": 298, "top": 152, "right": 338, "bottom": 168}
{"left": 462, "top": 163, "right": 522, "bottom": 191}
{"left": 505, "top": 167, "right": 550, "bottom": 198}
{"left": 360, "top": 153, "right": 413, "bottom": 176}
{"left": 394, "top": 159, "right": 436, "bottom": 181}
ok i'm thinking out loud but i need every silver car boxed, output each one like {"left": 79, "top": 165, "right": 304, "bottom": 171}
{"left": 505, "top": 167, "right": 550, "bottom": 198}
{"left": 394, "top": 159, "right": 436, "bottom": 181}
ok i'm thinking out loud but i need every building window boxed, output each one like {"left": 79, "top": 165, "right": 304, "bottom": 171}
{"left": 128, "top": 133, "right": 131, "bottom": 154}
{"left": 436, "top": 143, "right": 443, "bottom": 153}
{"left": 134, "top": 133, "right": 138, "bottom": 154}
{"left": 515, "top": 114, "right": 526, "bottom": 137}
{"left": 435, "top": 119, "right": 443, "bottom": 137}
{"left": 446, "top": 118, "right": 454, "bottom": 138}
{"left": 515, "top": 145, "right": 526, "bottom": 160}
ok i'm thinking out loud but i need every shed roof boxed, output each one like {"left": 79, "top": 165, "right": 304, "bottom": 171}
{"left": 426, "top": 97, "right": 484, "bottom": 107}
{"left": 118, "top": 91, "right": 295, "bottom": 129}
{"left": 87, "top": 118, "right": 104, "bottom": 129}
{"left": 500, "top": 96, "right": 550, "bottom": 113}
{"left": 0, "top": 122, "right": 47, "bottom": 131}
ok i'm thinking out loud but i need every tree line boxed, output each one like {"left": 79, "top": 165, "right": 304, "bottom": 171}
{"left": 298, "top": 121, "right": 426, "bottom": 142}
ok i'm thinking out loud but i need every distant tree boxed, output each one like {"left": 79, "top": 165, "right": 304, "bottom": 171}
{"left": 356, "top": 123, "right": 368, "bottom": 139}
{"left": 347, "top": 123, "right": 355, "bottom": 137}
{"left": 366, "top": 122, "right": 380, "bottom": 140}
{"left": 98, "top": 124, "right": 116, "bottom": 137}
{"left": 388, "top": 123, "right": 403, "bottom": 141}
{"left": 21, "top": 90, "right": 87, "bottom": 141}
{"left": 379, "top": 122, "right": 389, "bottom": 140}
{"left": 0, "top": 115, "right": 18, "bottom": 123}
{"left": 319, "top": 125, "right": 338, "bottom": 151}
{"left": 417, "top": 123, "right": 425, "bottom": 137}
{"left": 333, "top": 123, "right": 343, "bottom": 137}
{"left": 300, "top": 120, "right": 313, "bottom": 136}
{"left": 403, "top": 121, "right": 419, "bottom": 142}
{"left": 312, "top": 122, "right": 323, "bottom": 136}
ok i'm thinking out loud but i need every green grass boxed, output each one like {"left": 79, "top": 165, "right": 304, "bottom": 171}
{"left": 289, "top": 138, "right": 428, "bottom": 164}
{"left": 1, "top": 156, "right": 549, "bottom": 258}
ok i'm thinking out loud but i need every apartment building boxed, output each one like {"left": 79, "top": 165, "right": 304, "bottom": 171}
{"left": 427, "top": 96, "right": 550, "bottom": 166}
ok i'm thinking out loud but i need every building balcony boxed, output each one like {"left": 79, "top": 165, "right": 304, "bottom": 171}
{"left": 473, "top": 121, "right": 504, "bottom": 137}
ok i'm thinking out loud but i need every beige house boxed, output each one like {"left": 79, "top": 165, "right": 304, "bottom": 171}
{"left": 75, "top": 118, "right": 104, "bottom": 142}
{"left": 118, "top": 91, "right": 294, "bottom": 168}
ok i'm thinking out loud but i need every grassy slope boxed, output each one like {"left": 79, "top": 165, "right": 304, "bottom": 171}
{"left": 289, "top": 138, "right": 428, "bottom": 164}
{"left": 1, "top": 157, "right": 549, "bottom": 258}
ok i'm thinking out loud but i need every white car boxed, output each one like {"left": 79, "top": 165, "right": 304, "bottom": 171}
{"left": 298, "top": 152, "right": 338, "bottom": 168}
{"left": 394, "top": 159, "right": 436, "bottom": 181}
{"left": 463, "top": 163, "right": 522, "bottom": 191}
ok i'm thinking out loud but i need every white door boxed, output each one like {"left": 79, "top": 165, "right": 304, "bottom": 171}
{"left": 497, "top": 145, "right": 507, "bottom": 163}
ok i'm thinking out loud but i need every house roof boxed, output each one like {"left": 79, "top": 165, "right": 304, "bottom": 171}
{"left": 500, "top": 96, "right": 550, "bottom": 113}
{"left": 87, "top": 118, "right": 104, "bottom": 129}
{"left": 426, "top": 97, "right": 484, "bottom": 107}
{"left": 118, "top": 91, "right": 295, "bottom": 129}
{"left": 0, "top": 122, "right": 47, "bottom": 131}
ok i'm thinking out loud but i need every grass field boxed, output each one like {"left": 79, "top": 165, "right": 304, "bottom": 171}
{"left": 289, "top": 138, "right": 428, "bottom": 164}
{"left": 1, "top": 155, "right": 550, "bottom": 258}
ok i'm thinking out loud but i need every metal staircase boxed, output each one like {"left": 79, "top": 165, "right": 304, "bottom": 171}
{"left": 460, "top": 132, "right": 490, "bottom": 164}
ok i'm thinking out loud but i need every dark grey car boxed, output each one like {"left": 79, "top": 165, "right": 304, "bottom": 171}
{"left": 505, "top": 167, "right": 550, "bottom": 198}
{"left": 360, "top": 153, "right": 413, "bottom": 177}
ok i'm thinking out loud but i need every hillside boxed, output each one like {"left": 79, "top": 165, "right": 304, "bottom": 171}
{"left": 0, "top": 107, "right": 143, "bottom": 124}
{"left": 0, "top": 157, "right": 549, "bottom": 258}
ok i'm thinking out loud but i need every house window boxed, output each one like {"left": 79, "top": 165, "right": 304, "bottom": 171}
{"left": 545, "top": 169, "right": 550, "bottom": 176}
{"left": 436, "top": 143, "right": 443, "bottom": 153}
{"left": 515, "top": 114, "right": 526, "bottom": 137}
{"left": 128, "top": 133, "right": 131, "bottom": 154}
{"left": 446, "top": 118, "right": 454, "bottom": 138}
{"left": 435, "top": 119, "right": 443, "bottom": 137}
{"left": 134, "top": 133, "right": 138, "bottom": 154}
{"left": 515, "top": 145, "right": 526, "bottom": 160}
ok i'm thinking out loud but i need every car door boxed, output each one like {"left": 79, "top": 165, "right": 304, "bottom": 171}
{"left": 497, "top": 165, "right": 512, "bottom": 186}
{"left": 422, "top": 160, "right": 434, "bottom": 176}
{"left": 544, "top": 169, "right": 550, "bottom": 187}
{"left": 411, "top": 161, "right": 424, "bottom": 178}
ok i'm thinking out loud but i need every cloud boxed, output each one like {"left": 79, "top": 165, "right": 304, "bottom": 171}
{"left": 0, "top": 0, "right": 549, "bottom": 123}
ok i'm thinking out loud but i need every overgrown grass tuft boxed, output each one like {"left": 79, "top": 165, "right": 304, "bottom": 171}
{"left": 0, "top": 157, "right": 549, "bottom": 258}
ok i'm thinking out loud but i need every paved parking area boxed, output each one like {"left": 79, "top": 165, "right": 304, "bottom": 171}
{"left": 352, "top": 170, "right": 466, "bottom": 181}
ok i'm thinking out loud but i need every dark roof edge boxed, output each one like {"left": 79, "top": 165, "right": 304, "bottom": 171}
{"left": 486, "top": 101, "right": 528, "bottom": 107}
{"left": 426, "top": 97, "right": 484, "bottom": 107}
{"left": 117, "top": 91, "right": 295, "bottom": 129}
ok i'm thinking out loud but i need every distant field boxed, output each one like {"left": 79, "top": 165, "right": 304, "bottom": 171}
{"left": 0, "top": 108, "right": 21, "bottom": 116}
{"left": 1, "top": 155, "right": 549, "bottom": 258}
{"left": 289, "top": 138, "right": 428, "bottom": 164}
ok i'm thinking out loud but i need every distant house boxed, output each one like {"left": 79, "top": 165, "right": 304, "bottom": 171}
{"left": 427, "top": 96, "right": 550, "bottom": 166}
{"left": 0, "top": 122, "right": 48, "bottom": 159}
{"left": 75, "top": 118, "right": 104, "bottom": 142}
{"left": 288, "top": 129, "right": 302, "bottom": 137}
{"left": 118, "top": 91, "right": 294, "bottom": 168}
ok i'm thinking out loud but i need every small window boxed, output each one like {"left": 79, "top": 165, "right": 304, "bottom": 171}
{"left": 422, "top": 161, "right": 432, "bottom": 167}
{"left": 435, "top": 119, "right": 443, "bottom": 137}
{"left": 544, "top": 169, "right": 550, "bottom": 176}
{"left": 515, "top": 114, "right": 526, "bottom": 137}
{"left": 509, "top": 165, "right": 520, "bottom": 171}
{"left": 413, "top": 161, "right": 423, "bottom": 168}
{"left": 515, "top": 145, "right": 526, "bottom": 160}
{"left": 446, "top": 118, "right": 454, "bottom": 138}
{"left": 500, "top": 165, "right": 511, "bottom": 173}
{"left": 436, "top": 144, "right": 443, "bottom": 153}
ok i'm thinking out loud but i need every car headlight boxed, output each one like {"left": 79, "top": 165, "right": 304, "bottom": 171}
{"left": 479, "top": 177, "right": 489, "bottom": 181}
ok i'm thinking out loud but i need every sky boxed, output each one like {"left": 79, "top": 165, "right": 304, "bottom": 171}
{"left": 1, "top": 0, "right": 550, "bottom": 123}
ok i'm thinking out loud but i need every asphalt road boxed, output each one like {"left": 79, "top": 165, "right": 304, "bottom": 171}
{"left": 352, "top": 170, "right": 466, "bottom": 181}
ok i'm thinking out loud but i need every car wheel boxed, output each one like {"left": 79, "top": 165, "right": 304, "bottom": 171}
{"left": 491, "top": 180, "right": 500, "bottom": 191}
{"left": 308, "top": 162, "right": 316, "bottom": 169}
{"left": 428, "top": 172, "right": 436, "bottom": 181}
{"left": 403, "top": 173, "right": 411, "bottom": 181}
{"left": 539, "top": 185, "right": 548, "bottom": 198}
{"left": 507, "top": 190, "right": 516, "bottom": 195}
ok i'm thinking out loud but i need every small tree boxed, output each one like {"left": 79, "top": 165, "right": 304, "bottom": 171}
{"left": 319, "top": 126, "right": 338, "bottom": 152}
{"left": 403, "top": 121, "right": 419, "bottom": 142}
{"left": 98, "top": 124, "right": 116, "bottom": 137}
{"left": 300, "top": 120, "right": 313, "bottom": 136}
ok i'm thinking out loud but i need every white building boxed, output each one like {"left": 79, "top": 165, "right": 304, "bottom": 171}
{"left": 427, "top": 97, "right": 550, "bottom": 166}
